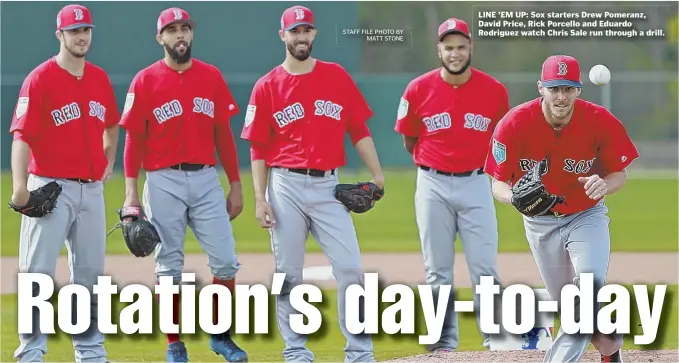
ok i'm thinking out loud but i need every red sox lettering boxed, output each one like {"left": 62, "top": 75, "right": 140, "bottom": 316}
{"left": 50, "top": 102, "right": 81, "bottom": 126}
{"left": 273, "top": 100, "right": 344, "bottom": 127}
{"left": 517, "top": 157, "right": 596, "bottom": 174}
{"left": 152, "top": 100, "right": 182, "bottom": 124}
{"left": 50, "top": 100, "right": 108, "bottom": 126}
{"left": 192, "top": 97, "right": 215, "bottom": 117}
{"left": 463, "top": 112, "right": 492, "bottom": 132}
{"left": 563, "top": 157, "right": 596, "bottom": 174}
{"left": 422, "top": 112, "right": 452, "bottom": 132}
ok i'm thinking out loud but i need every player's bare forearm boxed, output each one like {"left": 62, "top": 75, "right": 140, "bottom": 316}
{"left": 103, "top": 125, "right": 120, "bottom": 165}
{"left": 11, "top": 139, "right": 30, "bottom": 192}
{"left": 251, "top": 159, "right": 269, "bottom": 202}
{"left": 354, "top": 137, "right": 385, "bottom": 187}
{"left": 491, "top": 178, "right": 514, "bottom": 205}
{"left": 124, "top": 177, "right": 141, "bottom": 205}
{"left": 604, "top": 170, "right": 628, "bottom": 196}
{"left": 403, "top": 136, "right": 417, "bottom": 155}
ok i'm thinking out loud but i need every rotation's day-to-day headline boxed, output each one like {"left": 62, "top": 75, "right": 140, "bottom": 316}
{"left": 17, "top": 272, "right": 668, "bottom": 345}
{"left": 475, "top": 10, "right": 665, "bottom": 38}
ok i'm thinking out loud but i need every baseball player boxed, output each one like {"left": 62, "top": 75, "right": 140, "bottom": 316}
{"left": 484, "top": 55, "right": 638, "bottom": 363}
{"left": 9, "top": 4, "right": 118, "bottom": 362}
{"left": 394, "top": 18, "right": 509, "bottom": 352}
{"left": 118, "top": 7, "right": 246, "bottom": 363}
{"left": 240, "top": 5, "right": 384, "bottom": 362}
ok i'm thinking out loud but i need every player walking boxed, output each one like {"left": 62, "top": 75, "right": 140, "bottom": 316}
{"left": 240, "top": 5, "right": 384, "bottom": 362}
{"left": 9, "top": 4, "right": 118, "bottom": 362}
{"left": 394, "top": 18, "right": 508, "bottom": 351}
{"left": 118, "top": 7, "right": 247, "bottom": 363}
{"left": 484, "top": 55, "right": 637, "bottom": 363}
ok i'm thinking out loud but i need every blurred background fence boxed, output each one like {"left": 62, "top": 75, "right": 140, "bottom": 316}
{"left": 2, "top": 1, "right": 677, "bottom": 172}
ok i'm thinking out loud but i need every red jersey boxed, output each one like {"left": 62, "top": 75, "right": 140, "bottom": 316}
{"left": 240, "top": 60, "right": 373, "bottom": 170}
{"left": 394, "top": 68, "right": 510, "bottom": 173}
{"left": 119, "top": 59, "right": 240, "bottom": 174}
{"left": 8, "top": 57, "right": 119, "bottom": 180}
{"left": 484, "top": 97, "right": 640, "bottom": 215}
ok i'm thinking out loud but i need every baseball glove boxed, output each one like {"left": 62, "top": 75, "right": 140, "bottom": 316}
{"left": 107, "top": 206, "right": 161, "bottom": 258}
{"left": 9, "top": 181, "right": 62, "bottom": 218}
{"left": 334, "top": 182, "right": 384, "bottom": 214}
{"left": 511, "top": 159, "right": 565, "bottom": 217}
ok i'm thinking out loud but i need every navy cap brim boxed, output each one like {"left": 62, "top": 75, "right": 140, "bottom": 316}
{"left": 438, "top": 29, "right": 470, "bottom": 41}
{"left": 542, "top": 79, "right": 583, "bottom": 88}
{"left": 284, "top": 22, "right": 314, "bottom": 31}
{"left": 61, "top": 23, "right": 95, "bottom": 31}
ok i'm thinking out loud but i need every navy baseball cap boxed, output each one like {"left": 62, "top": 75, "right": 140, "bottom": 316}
{"left": 57, "top": 4, "right": 95, "bottom": 31}
{"left": 281, "top": 6, "right": 314, "bottom": 31}
{"left": 541, "top": 55, "right": 583, "bottom": 88}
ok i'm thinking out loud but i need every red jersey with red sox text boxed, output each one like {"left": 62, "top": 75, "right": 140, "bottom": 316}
{"left": 119, "top": 59, "right": 240, "bottom": 171}
{"left": 484, "top": 97, "right": 640, "bottom": 215}
{"left": 394, "top": 68, "right": 510, "bottom": 173}
{"left": 240, "top": 60, "right": 373, "bottom": 170}
{"left": 9, "top": 57, "right": 119, "bottom": 180}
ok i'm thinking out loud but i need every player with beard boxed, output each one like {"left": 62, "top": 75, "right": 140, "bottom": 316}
{"left": 118, "top": 7, "right": 247, "bottom": 363}
{"left": 241, "top": 5, "right": 384, "bottom": 363}
{"left": 9, "top": 4, "right": 119, "bottom": 362}
{"left": 484, "top": 55, "right": 636, "bottom": 363}
{"left": 393, "top": 17, "right": 509, "bottom": 352}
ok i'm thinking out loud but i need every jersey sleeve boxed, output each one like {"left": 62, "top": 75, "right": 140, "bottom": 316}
{"left": 240, "top": 78, "right": 273, "bottom": 145}
{"left": 9, "top": 74, "right": 43, "bottom": 139}
{"left": 394, "top": 81, "right": 420, "bottom": 137}
{"left": 484, "top": 113, "right": 519, "bottom": 182}
{"left": 215, "top": 70, "right": 240, "bottom": 125}
{"left": 118, "top": 72, "right": 147, "bottom": 136}
{"left": 343, "top": 70, "right": 373, "bottom": 144}
{"left": 103, "top": 73, "right": 120, "bottom": 128}
{"left": 597, "top": 108, "right": 640, "bottom": 174}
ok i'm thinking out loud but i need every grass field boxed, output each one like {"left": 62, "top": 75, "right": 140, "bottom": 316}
{"left": 1, "top": 285, "right": 676, "bottom": 361}
{"left": 1, "top": 170, "right": 677, "bottom": 256}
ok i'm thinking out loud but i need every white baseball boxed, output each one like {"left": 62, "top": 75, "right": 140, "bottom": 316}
{"left": 589, "top": 64, "right": 611, "bottom": 86}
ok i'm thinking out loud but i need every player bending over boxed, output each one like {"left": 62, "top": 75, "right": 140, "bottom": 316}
{"left": 484, "top": 54, "right": 638, "bottom": 363}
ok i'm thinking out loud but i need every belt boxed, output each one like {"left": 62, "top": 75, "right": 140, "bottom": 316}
{"left": 419, "top": 166, "right": 484, "bottom": 177}
{"left": 66, "top": 178, "right": 95, "bottom": 184}
{"left": 169, "top": 163, "right": 212, "bottom": 171}
{"left": 276, "top": 167, "right": 336, "bottom": 177}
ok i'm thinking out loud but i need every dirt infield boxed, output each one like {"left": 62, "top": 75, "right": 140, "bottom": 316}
{"left": 1, "top": 252, "right": 677, "bottom": 293}
{"left": 2, "top": 252, "right": 677, "bottom": 362}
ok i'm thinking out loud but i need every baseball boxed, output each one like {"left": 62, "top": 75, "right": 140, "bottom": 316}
{"left": 589, "top": 64, "right": 611, "bottom": 86}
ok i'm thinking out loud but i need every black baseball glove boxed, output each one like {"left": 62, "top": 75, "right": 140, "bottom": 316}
{"left": 334, "top": 182, "right": 384, "bottom": 214}
{"left": 511, "top": 159, "right": 565, "bottom": 217}
{"left": 9, "top": 181, "right": 62, "bottom": 218}
{"left": 107, "top": 206, "right": 161, "bottom": 257}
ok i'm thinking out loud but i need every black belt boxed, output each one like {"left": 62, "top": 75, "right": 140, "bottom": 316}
{"left": 169, "top": 163, "right": 212, "bottom": 171}
{"left": 66, "top": 178, "right": 95, "bottom": 184}
{"left": 419, "top": 166, "right": 484, "bottom": 177}
{"left": 276, "top": 167, "right": 336, "bottom": 177}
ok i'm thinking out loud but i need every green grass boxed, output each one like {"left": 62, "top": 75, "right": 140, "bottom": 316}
{"left": 2, "top": 285, "right": 676, "bottom": 362}
{"left": 1, "top": 170, "right": 676, "bottom": 256}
